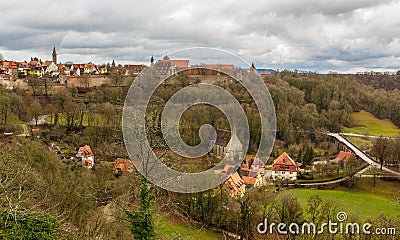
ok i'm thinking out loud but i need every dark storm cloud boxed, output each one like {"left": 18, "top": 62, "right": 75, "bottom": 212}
{"left": 1, "top": 0, "right": 400, "bottom": 72}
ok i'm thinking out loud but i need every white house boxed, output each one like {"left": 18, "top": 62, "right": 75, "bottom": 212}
{"left": 76, "top": 145, "right": 94, "bottom": 169}
{"left": 271, "top": 152, "right": 300, "bottom": 181}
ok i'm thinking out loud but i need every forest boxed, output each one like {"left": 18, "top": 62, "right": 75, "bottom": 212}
{"left": 0, "top": 70, "right": 399, "bottom": 239}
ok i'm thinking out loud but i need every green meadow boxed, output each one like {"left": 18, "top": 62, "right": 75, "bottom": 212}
{"left": 155, "top": 213, "right": 221, "bottom": 239}
{"left": 343, "top": 110, "right": 400, "bottom": 137}
{"left": 283, "top": 178, "right": 400, "bottom": 221}
{"left": 345, "top": 136, "right": 373, "bottom": 150}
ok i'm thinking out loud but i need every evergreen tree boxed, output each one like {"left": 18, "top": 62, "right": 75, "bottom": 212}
{"left": 303, "top": 146, "right": 314, "bottom": 166}
{"left": 238, "top": 195, "right": 253, "bottom": 240}
{"left": 125, "top": 176, "right": 155, "bottom": 240}
{"left": 296, "top": 149, "right": 303, "bottom": 163}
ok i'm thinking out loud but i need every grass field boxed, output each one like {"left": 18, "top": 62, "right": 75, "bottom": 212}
{"left": 343, "top": 110, "right": 400, "bottom": 137}
{"left": 362, "top": 167, "right": 392, "bottom": 176}
{"left": 45, "top": 114, "right": 91, "bottom": 125}
{"left": 345, "top": 136, "right": 373, "bottom": 150}
{"left": 155, "top": 213, "right": 221, "bottom": 239}
{"left": 283, "top": 178, "right": 400, "bottom": 221}
{"left": 45, "top": 113, "right": 113, "bottom": 126}
{"left": 8, "top": 113, "right": 25, "bottom": 125}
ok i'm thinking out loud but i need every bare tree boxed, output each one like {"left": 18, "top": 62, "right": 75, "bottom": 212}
{"left": 27, "top": 75, "right": 42, "bottom": 97}
{"left": 30, "top": 100, "right": 42, "bottom": 126}
{"left": 0, "top": 96, "right": 10, "bottom": 124}
{"left": 43, "top": 76, "right": 53, "bottom": 97}
{"left": 371, "top": 137, "right": 390, "bottom": 170}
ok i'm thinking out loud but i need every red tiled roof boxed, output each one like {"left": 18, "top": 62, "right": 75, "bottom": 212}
{"left": 169, "top": 60, "right": 189, "bottom": 68}
{"left": 113, "top": 158, "right": 132, "bottom": 171}
{"left": 242, "top": 175, "right": 258, "bottom": 185}
{"left": 1, "top": 61, "right": 18, "bottom": 69}
{"left": 272, "top": 152, "right": 300, "bottom": 172}
{"left": 241, "top": 157, "right": 265, "bottom": 170}
{"left": 56, "top": 64, "right": 65, "bottom": 70}
{"left": 230, "top": 172, "right": 245, "bottom": 189}
{"left": 273, "top": 152, "right": 296, "bottom": 166}
{"left": 17, "top": 62, "right": 29, "bottom": 68}
{"left": 332, "top": 151, "right": 353, "bottom": 163}
{"left": 79, "top": 145, "right": 93, "bottom": 157}
{"left": 158, "top": 56, "right": 189, "bottom": 68}
{"left": 43, "top": 61, "right": 53, "bottom": 67}
{"left": 204, "top": 64, "right": 234, "bottom": 71}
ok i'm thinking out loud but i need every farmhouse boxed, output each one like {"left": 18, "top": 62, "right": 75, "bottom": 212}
{"left": 331, "top": 151, "right": 354, "bottom": 163}
{"left": 113, "top": 158, "right": 133, "bottom": 175}
{"left": 76, "top": 145, "right": 95, "bottom": 169}
{"left": 271, "top": 152, "right": 300, "bottom": 181}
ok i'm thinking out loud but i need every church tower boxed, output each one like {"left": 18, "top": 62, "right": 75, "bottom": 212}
{"left": 250, "top": 62, "right": 256, "bottom": 71}
{"left": 52, "top": 47, "right": 57, "bottom": 64}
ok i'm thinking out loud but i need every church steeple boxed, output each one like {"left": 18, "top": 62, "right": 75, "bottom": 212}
{"left": 150, "top": 55, "right": 154, "bottom": 66}
{"left": 52, "top": 47, "right": 57, "bottom": 64}
{"left": 250, "top": 62, "right": 256, "bottom": 71}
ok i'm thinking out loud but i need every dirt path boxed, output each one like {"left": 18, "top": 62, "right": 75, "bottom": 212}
{"left": 16, "top": 124, "right": 30, "bottom": 137}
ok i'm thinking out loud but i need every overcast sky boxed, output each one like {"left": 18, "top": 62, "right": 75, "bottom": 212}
{"left": 1, "top": 0, "right": 400, "bottom": 73}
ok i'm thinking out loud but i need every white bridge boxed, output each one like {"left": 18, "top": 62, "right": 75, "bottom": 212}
{"left": 328, "top": 133, "right": 400, "bottom": 176}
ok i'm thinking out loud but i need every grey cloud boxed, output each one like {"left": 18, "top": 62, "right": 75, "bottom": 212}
{"left": 1, "top": 0, "right": 400, "bottom": 72}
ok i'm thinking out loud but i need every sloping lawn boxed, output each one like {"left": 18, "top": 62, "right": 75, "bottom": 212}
{"left": 345, "top": 136, "right": 373, "bottom": 150}
{"left": 284, "top": 178, "right": 400, "bottom": 221}
{"left": 155, "top": 213, "right": 222, "bottom": 239}
{"left": 343, "top": 110, "right": 400, "bottom": 137}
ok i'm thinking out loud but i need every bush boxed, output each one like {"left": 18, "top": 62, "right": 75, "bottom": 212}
{"left": 0, "top": 211, "right": 61, "bottom": 240}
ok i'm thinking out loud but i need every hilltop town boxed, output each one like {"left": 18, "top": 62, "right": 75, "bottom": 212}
{"left": 0, "top": 47, "right": 400, "bottom": 239}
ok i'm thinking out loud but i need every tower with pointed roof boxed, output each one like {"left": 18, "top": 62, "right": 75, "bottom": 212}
{"left": 226, "top": 127, "right": 244, "bottom": 163}
{"left": 150, "top": 55, "right": 154, "bottom": 66}
{"left": 52, "top": 47, "right": 57, "bottom": 64}
{"left": 250, "top": 62, "right": 256, "bottom": 71}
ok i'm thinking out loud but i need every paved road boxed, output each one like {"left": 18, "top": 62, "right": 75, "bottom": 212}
{"left": 30, "top": 114, "right": 52, "bottom": 125}
{"left": 328, "top": 133, "right": 400, "bottom": 176}
{"left": 340, "top": 132, "right": 399, "bottom": 139}
{"left": 289, "top": 177, "right": 348, "bottom": 187}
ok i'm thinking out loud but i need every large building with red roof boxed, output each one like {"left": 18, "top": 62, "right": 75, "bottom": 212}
{"left": 271, "top": 152, "right": 300, "bottom": 181}
{"left": 331, "top": 151, "right": 354, "bottom": 163}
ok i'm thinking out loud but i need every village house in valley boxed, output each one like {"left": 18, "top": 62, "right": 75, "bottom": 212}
{"left": 331, "top": 151, "right": 354, "bottom": 164}
{"left": 240, "top": 157, "right": 265, "bottom": 186}
{"left": 113, "top": 158, "right": 133, "bottom": 176}
{"left": 223, "top": 166, "right": 246, "bottom": 198}
{"left": 271, "top": 152, "right": 301, "bottom": 181}
{"left": 76, "top": 145, "right": 95, "bottom": 169}
{"left": 313, "top": 150, "right": 354, "bottom": 168}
